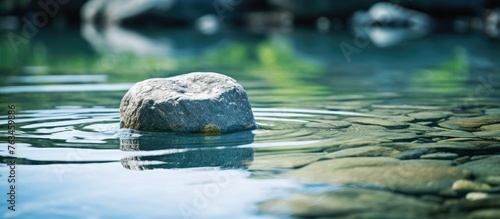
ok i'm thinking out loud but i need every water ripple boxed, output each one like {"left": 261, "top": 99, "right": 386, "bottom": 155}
{"left": 0, "top": 83, "right": 134, "bottom": 93}
{"left": 0, "top": 106, "right": 373, "bottom": 165}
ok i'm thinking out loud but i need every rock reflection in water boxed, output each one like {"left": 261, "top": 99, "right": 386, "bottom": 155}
{"left": 81, "top": 22, "right": 226, "bottom": 57}
{"left": 119, "top": 131, "right": 255, "bottom": 170}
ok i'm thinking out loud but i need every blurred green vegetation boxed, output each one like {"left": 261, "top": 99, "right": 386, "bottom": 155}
{"left": 0, "top": 32, "right": 333, "bottom": 111}
{"left": 0, "top": 0, "right": 31, "bottom": 12}
{"left": 0, "top": 31, "right": 479, "bottom": 109}
{"left": 0, "top": 34, "right": 327, "bottom": 96}
{"left": 413, "top": 47, "right": 469, "bottom": 91}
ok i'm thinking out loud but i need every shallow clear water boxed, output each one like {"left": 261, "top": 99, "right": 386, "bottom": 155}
{"left": 1, "top": 28, "right": 500, "bottom": 218}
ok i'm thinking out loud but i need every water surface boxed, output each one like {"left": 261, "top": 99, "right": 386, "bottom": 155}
{"left": 1, "top": 28, "right": 500, "bottom": 218}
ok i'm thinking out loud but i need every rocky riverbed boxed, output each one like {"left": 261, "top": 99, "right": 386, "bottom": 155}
{"left": 250, "top": 103, "right": 500, "bottom": 219}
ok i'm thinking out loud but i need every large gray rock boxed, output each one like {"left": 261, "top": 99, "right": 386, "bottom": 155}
{"left": 120, "top": 72, "right": 257, "bottom": 133}
{"left": 268, "top": 0, "right": 486, "bottom": 18}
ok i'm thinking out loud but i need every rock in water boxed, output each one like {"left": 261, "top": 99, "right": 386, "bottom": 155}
{"left": 120, "top": 72, "right": 257, "bottom": 133}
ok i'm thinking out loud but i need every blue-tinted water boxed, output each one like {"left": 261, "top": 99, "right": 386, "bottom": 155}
{"left": 1, "top": 28, "right": 500, "bottom": 218}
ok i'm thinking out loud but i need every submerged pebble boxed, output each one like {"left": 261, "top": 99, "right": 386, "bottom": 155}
{"left": 473, "top": 130, "right": 500, "bottom": 140}
{"left": 485, "top": 108, "right": 500, "bottom": 115}
{"left": 454, "top": 156, "right": 471, "bottom": 164}
{"left": 452, "top": 179, "right": 491, "bottom": 192}
{"left": 461, "top": 155, "right": 500, "bottom": 179}
{"left": 389, "top": 142, "right": 479, "bottom": 151}
{"left": 467, "top": 209, "right": 500, "bottom": 219}
{"left": 345, "top": 118, "right": 410, "bottom": 129}
{"left": 407, "top": 111, "right": 450, "bottom": 121}
{"left": 466, "top": 192, "right": 489, "bottom": 201}
{"left": 480, "top": 123, "right": 500, "bottom": 131}
{"left": 258, "top": 187, "right": 437, "bottom": 217}
{"left": 394, "top": 148, "right": 435, "bottom": 160}
{"left": 406, "top": 159, "right": 455, "bottom": 166}
{"left": 439, "top": 116, "right": 500, "bottom": 131}
{"left": 249, "top": 153, "right": 323, "bottom": 170}
{"left": 305, "top": 120, "right": 351, "bottom": 129}
{"left": 427, "top": 130, "right": 475, "bottom": 138}
{"left": 482, "top": 176, "right": 500, "bottom": 186}
{"left": 382, "top": 115, "right": 416, "bottom": 123}
{"left": 325, "top": 146, "right": 400, "bottom": 159}
{"left": 445, "top": 196, "right": 500, "bottom": 211}
{"left": 282, "top": 158, "right": 471, "bottom": 194}
{"left": 420, "top": 152, "right": 459, "bottom": 160}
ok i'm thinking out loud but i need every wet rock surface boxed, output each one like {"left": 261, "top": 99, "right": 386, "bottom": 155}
{"left": 120, "top": 72, "right": 257, "bottom": 133}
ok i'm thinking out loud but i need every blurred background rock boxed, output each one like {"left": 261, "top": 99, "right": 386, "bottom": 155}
{"left": 1, "top": 0, "right": 500, "bottom": 35}
{"left": 1, "top": 0, "right": 499, "bottom": 81}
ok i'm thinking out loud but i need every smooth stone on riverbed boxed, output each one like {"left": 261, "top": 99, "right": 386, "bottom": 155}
{"left": 420, "top": 152, "right": 459, "bottom": 160}
{"left": 480, "top": 123, "right": 500, "bottom": 131}
{"left": 249, "top": 153, "right": 324, "bottom": 170}
{"left": 120, "top": 72, "right": 257, "bottom": 133}
{"left": 452, "top": 179, "right": 491, "bottom": 192}
{"left": 473, "top": 130, "right": 500, "bottom": 140}
{"left": 466, "top": 192, "right": 489, "bottom": 201}
{"left": 427, "top": 129, "right": 475, "bottom": 138}
{"left": 460, "top": 155, "right": 500, "bottom": 179}
{"left": 282, "top": 158, "right": 471, "bottom": 194}
{"left": 345, "top": 118, "right": 410, "bottom": 129}
{"left": 482, "top": 176, "right": 500, "bottom": 186}
{"left": 438, "top": 116, "right": 500, "bottom": 131}
{"left": 467, "top": 209, "right": 500, "bottom": 219}
{"left": 407, "top": 111, "right": 450, "bottom": 121}
{"left": 389, "top": 142, "right": 480, "bottom": 151}
{"left": 258, "top": 187, "right": 438, "bottom": 217}
{"left": 305, "top": 120, "right": 351, "bottom": 129}
{"left": 325, "top": 146, "right": 400, "bottom": 159}
{"left": 394, "top": 148, "right": 435, "bottom": 160}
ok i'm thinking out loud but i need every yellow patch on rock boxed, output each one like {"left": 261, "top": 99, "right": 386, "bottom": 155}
{"left": 203, "top": 124, "right": 221, "bottom": 133}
